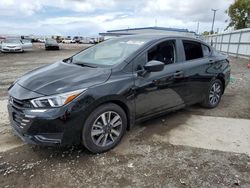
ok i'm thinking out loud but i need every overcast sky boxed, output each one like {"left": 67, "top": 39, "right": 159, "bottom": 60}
{"left": 0, "top": 0, "right": 234, "bottom": 36}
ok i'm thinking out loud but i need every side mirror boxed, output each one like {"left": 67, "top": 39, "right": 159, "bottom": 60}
{"left": 144, "top": 60, "right": 164, "bottom": 72}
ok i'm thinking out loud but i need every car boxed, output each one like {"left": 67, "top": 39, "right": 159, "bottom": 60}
{"left": 62, "top": 39, "right": 74, "bottom": 43}
{"left": 78, "top": 39, "right": 89, "bottom": 44}
{"left": 37, "top": 38, "right": 45, "bottom": 43}
{"left": 0, "top": 38, "right": 32, "bottom": 53}
{"left": 73, "top": 36, "right": 81, "bottom": 43}
{"left": 89, "top": 38, "right": 96, "bottom": 44}
{"left": 7, "top": 35, "right": 230, "bottom": 153}
{"left": 45, "top": 38, "right": 59, "bottom": 50}
{"left": 79, "top": 38, "right": 92, "bottom": 44}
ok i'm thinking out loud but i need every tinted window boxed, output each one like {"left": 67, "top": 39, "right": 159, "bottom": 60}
{"left": 148, "top": 40, "right": 176, "bottom": 65}
{"left": 202, "top": 44, "right": 210, "bottom": 57}
{"left": 183, "top": 40, "right": 203, "bottom": 60}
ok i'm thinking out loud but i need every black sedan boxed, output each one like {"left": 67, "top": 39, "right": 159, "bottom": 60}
{"left": 8, "top": 35, "right": 230, "bottom": 153}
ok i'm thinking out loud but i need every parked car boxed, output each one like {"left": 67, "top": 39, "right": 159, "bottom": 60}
{"left": 73, "top": 36, "right": 81, "bottom": 43}
{"left": 89, "top": 38, "right": 95, "bottom": 44}
{"left": 79, "top": 38, "right": 91, "bottom": 44}
{"left": 0, "top": 38, "right": 32, "bottom": 52}
{"left": 7, "top": 35, "right": 230, "bottom": 153}
{"left": 62, "top": 38, "right": 75, "bottom": 43}
{"left": 45, "top": 38, "right": 59, "bottom": 50}
{"left": 37, "top": 38, "right": 45, "bottom": 43}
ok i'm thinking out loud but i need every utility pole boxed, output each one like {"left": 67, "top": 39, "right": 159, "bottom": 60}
{"left": 211, "top": 9, "right": 218, "bottom": 34}
{"left": 196, "top": 21, "right": 200, "bottom": 34}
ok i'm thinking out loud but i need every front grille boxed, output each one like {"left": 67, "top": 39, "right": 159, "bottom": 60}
{"left": 10, "top": 97, "right": 33, "bottom": 109}
{"left": 9, "top": 96, "right": 32, "bottom": 129}
{"left": 13, "top": 112, "right": 30, "bottom": 129}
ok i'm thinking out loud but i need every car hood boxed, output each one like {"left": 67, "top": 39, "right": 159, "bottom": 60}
{"left": 2, "top": 42, "right": 21, "bottom": 47}
{"left": 17, "top": 61, "right": 111, "bottom": 96}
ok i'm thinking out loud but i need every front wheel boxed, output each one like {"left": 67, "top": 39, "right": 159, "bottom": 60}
{"left": 201, "top": 79, "right": 223, "bottom": 108}
{"left": 82, "top": 103, "right": 127, "bottom": 153}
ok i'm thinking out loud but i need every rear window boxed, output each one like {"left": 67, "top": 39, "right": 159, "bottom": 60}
{"left": 183, "top": 40, "right": 203, "bottom": 61}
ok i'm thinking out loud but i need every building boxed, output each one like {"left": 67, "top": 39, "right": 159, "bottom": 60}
{"left": 99, "top": 26, "right": 197, "bottom": 40}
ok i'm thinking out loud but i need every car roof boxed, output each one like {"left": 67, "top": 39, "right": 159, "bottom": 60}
{"left": 116, "top": 34, "right": 205, "bottom": 44}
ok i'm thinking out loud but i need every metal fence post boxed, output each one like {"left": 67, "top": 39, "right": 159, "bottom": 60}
{"left": 220, "top": 34, "right": 223, "bottom": 52}
{"left": 227, "top": 32, "right": 232, "bottom": 54}
{"left": 215, "top": 35, "right": 218, "bottom": 50}
{"left": 236, "top": 31, "right": 243, "bottom": 58}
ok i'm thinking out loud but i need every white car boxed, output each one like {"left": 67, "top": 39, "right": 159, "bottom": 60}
{"left": 0, "top": 38, "right": 32, "bottom": 53}
{"left": 62, "top": 39, "right": 74, "bottom": 44}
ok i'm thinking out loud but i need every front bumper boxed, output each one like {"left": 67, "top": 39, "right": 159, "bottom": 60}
{"left": 45, "top": 45, "right": 59, "bottom": 50}
{"left": 1, "top": 47, "right": 23, "bottom": 52}
{"left": 7, "top": 97, "right": 86, "bottom": 146}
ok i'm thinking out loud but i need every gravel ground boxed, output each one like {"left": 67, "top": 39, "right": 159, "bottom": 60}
{"left": 188, "top": 56, "right": 250, "bottom": 119}
{"left": 0, "top": 43, "right": 91, "bottom": 99}
{"left": 0, "top": 44, "right": 250, "bottom": 187}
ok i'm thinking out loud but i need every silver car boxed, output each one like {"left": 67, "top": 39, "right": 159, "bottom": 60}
{"left": 0, "top": 38, "right": 32, "bottom": 53}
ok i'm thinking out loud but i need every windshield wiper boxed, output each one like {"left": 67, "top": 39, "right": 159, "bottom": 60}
{"left": 74, "top": 62, "right": 98, "bottom": 68}
{"left": 64, "top": 57, "right": 97, "bottom": 68}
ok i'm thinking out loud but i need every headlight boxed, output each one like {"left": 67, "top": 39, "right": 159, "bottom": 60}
{"left": 30, "top": 89, "right": 86, "bottom": 108}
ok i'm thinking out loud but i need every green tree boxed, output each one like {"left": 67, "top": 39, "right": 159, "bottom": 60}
{"left": 202, "top": 31, "right": 210, "bottom": 36}
{"left": 226, "top": 0, "right": 250, "bottom": 30}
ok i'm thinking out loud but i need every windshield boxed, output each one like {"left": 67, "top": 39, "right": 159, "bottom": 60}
{"left": 4, "top": 38, "right": 21, "bottom": 43}
{"left": 46, "top": 39, "right": 57, "bottom": 43}
{"left": 72, "top": 37, "right": 150, "bottom": 66}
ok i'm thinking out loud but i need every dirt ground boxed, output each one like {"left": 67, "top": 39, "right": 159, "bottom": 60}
{"left": 0, "top": 44, "right": 250, "bottom": 188}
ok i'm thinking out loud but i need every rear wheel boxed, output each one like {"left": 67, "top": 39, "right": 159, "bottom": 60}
{"left": 201, "top": 79, "right": 223, "bottom": 108}
{"left": 82, "top": 103, "right": 127, "bottom": 153}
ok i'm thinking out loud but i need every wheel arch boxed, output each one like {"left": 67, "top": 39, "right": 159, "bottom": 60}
{"left": 84, "top": 95, "right": 134, "bottom": 131}
{"left": 216, "top": 73, "right": 225, "bottom": 94}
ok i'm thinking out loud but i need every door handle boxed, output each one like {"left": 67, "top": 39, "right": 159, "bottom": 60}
{"left": 173, "top": 71, "right": 184, "bottom": 78}
{"left": 209, "top": 59, "right": 215, "bottom": 64}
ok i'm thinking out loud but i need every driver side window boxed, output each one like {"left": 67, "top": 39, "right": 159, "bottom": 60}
{"left": 133, "top": 40, "right": 176, "bottom": 72}
{"left": 148, "top": 40, "right": 176, "bottom": 65}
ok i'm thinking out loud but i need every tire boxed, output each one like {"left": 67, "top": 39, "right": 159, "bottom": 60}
{"left": 82, "top": 103, "right": 127, "bottom": 153}
{"left": 200, "top": 79, "right": 223, "bottom": 108}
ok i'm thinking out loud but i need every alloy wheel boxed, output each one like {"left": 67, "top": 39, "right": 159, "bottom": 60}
{"left": 209, "top": 82, "right": 221, "bottom": 106}
{"left": 91, "top": 111, "right": 122, "bottom": 147}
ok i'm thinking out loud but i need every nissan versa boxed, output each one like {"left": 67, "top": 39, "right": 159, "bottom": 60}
{"left": 8, "top": 35, "right": 231, "bottom": 153}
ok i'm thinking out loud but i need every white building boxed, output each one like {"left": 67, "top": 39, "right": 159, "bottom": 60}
{"left": 99, "top": 27, "right": 197, "bottom": 40}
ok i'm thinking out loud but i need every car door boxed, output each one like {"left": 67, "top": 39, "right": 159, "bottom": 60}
{"left": 21, "top": 39, "right": 32, "bottom": 49}
{"left": 178, "top": 40, "right": 214, "bottom": 104}
{"left": 133, "top": 39, "right": 191, "bottom": 119}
